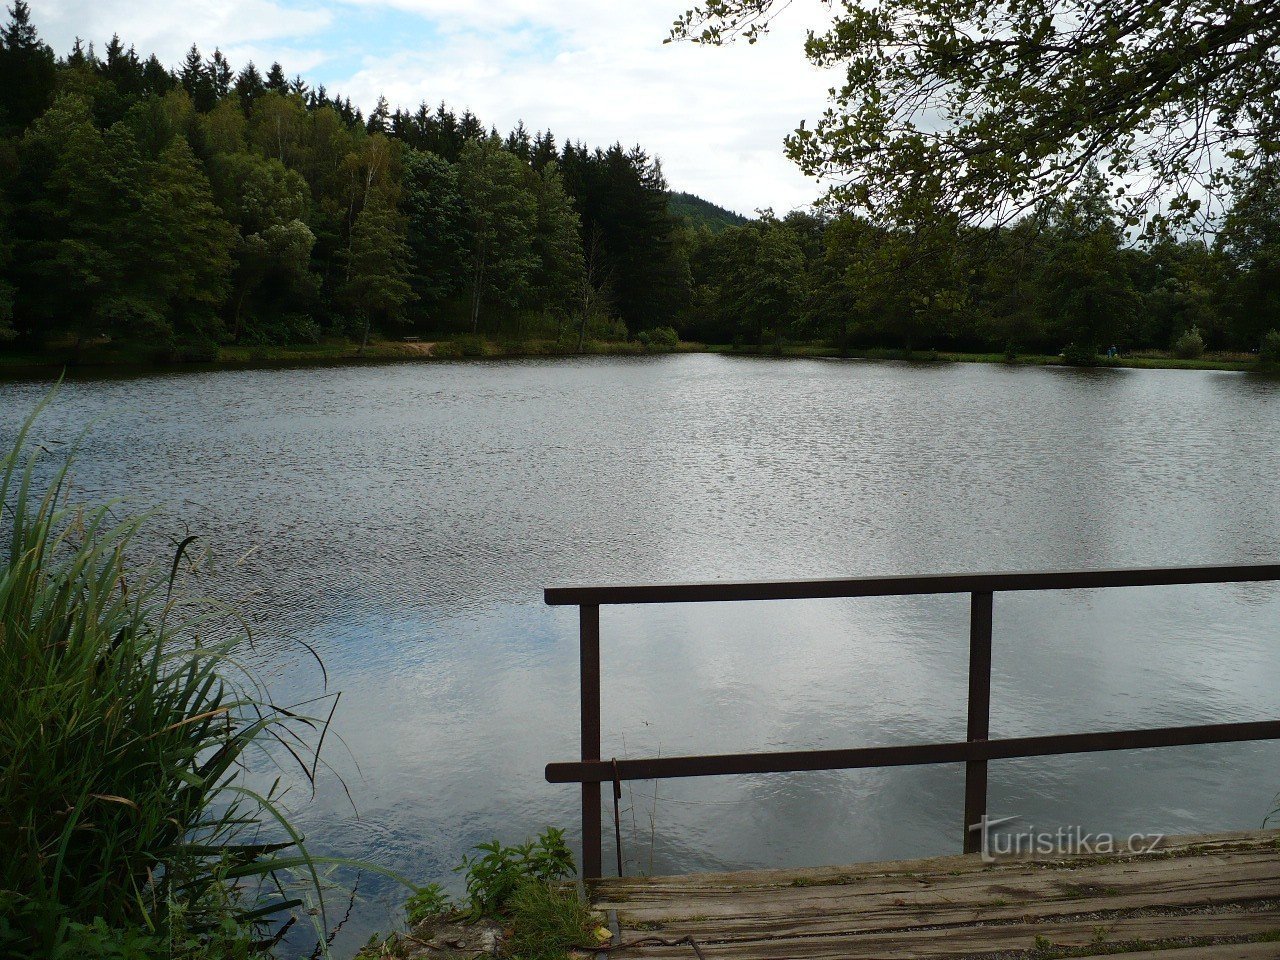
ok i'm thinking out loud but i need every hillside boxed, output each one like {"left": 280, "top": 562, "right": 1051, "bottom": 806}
{"left": 668, "top": 191, "right": 750, "bottom": 233}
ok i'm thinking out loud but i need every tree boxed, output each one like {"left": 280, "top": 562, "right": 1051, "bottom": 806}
{"left": 1037, "top": 170, "right": 1142, "bottom": 350}
{"left": 205, "top": 151, "right": 315, "bottom": 340}
{"left": 713, "top": 217, "right": 806, "bottom": 346}
{"left": 14, "top": 96, "right": 151, "bottom": 345}
{"left": 560, "top": 142, "right": 689, "bottom": 331}
{"left": 456, "top": 137, "right": 539, "bottom": 333}
{"left": 139, "top": 139, "right": 236, "bottom": 344}
{"left": 529, "top": 162, "right": 585, "bottom": 326}
{"left": 0, "top": 1, "right": 56, "bottom": 132}
{"left": 207, "top": 48, "right": 233, "bottom": 101}
{"left": 0, "top": 140, "right": 14, "bottom": 340}
{"left": 342, "top": 197, "right": 414, "bottom": 349}
{"left": 234, "top": 62, "right": 265, "bottom": 108}
{"left": 401, "top": 148, "right": 466, "bottom": 316}
{"left": 673, "top": 0, "right": 1280, "bottom": 230}
{"left": 178, "top": 44, "right": 215, "bottom": 112}
{"left": 1217, "top": 158, "right": 1280, "bottom": 347}
{"left": 265, "top": 62, "right": 288, "bottom": 94}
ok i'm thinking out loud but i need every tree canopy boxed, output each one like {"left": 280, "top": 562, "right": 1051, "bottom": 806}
{"left": 671, "top": 0, "right": 1280, "bottom": 230}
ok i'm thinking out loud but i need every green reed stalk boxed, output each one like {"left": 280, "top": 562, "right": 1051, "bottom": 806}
{"left": 0, "top": 394, "right": 327, "bottom": 957}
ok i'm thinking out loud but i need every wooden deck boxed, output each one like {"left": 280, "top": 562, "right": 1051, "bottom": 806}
{"left": 589, "top": 830, "right": 1280, "bottom": 959}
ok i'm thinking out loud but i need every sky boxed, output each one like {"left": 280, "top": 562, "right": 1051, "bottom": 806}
{"left": 28, "top": 0, "right": 840, "bottom": 215}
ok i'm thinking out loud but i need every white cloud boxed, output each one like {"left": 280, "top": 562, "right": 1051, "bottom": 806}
{"left": 31, "top": 0, "right": 333, "bottom": 66}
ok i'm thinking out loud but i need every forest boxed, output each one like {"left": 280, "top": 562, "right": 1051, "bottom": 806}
{"left": 1, "top": 1, "right": 1278, "bottom": 363}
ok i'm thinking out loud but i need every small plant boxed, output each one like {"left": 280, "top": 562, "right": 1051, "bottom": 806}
{"left": 456, "top": 828, "right": 575, "bottom": 920}
{"left": 1173, "top": 325, "right": 1205, "bottom": 359}
{"left": 404, "top": 883, "right": 451, "bottom": 926}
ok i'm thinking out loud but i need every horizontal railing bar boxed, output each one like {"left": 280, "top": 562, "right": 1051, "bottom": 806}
{"left": 543, "top": 564, "right": 1280, "bottom": 606}
{"left": 545, "top": 719, "right": 1280, "bottom": 783}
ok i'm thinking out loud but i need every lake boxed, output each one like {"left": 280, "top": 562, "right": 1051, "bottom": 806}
{"left": 3, "top": 354, "right": 1279, "bottom": 954}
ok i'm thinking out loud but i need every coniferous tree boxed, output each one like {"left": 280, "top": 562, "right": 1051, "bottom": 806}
{"left": 265, "top": 62, "right": 288, "bottom": 94}
{"left": 180, "top": 43, "right": 212, "bottom": 108}
{"left": 401, "top": 148, "right": 466, "bottom": 315}
{"left": 208, "top": 49, "right": 233, "bottom": 100}
{"left": 367, "top": 95, "right": 390, "bottom": 134}
{"left": 0, "top": 1, "right": 56, "bottom": 132}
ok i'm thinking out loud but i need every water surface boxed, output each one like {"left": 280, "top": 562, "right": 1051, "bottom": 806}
{"left": 3, "top": 356, "right": 1278, "bottom": 953}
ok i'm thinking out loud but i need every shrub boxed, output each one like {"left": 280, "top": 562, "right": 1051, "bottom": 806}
{"left": 635, "top": 326, "right": 679, "bottom": 351}
{"left": 1173, "top": 326, "right": 1205, "bottom": 359}
{"left": 450, "top": 334, "right": 497, "bottom": 358}
{"left": 1060, "top": 343, "right": 1098, "bottom": 366}
{"left": 456, "top": 829, "right": 574, "bottom": 920}
{"left": 0, "top": 396, "right": 330, "bottom": 957}
{"left": 1260, "top": 329, "right": 1280, "bottom": 364}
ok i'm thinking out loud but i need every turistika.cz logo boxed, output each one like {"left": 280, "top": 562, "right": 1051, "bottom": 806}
{"left": 969, "top": 815, "right": 1165, "bottom": 863}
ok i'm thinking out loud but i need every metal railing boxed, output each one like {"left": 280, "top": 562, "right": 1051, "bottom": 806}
{"left": 544, "top": 564, "right": 1280, "bottom": 879}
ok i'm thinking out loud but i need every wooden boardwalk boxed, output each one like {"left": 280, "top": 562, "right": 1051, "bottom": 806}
{"left": 589, "top": 830, "right": 1280, "bottom": 959}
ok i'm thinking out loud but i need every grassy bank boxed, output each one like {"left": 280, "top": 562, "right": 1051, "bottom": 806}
{"left": 0, "top": 337, "right": 1272, "bottom": 377}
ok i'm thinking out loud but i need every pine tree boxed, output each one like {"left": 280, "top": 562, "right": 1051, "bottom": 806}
{"left": 0, "top": 1, "right": 56, "bottom": 131}
{"left": 140, "top": 54, "right": 172, "bottom": 96}
{"left": 234, "top": 62, "right": 265, "bottom": 107}
{"left": 179, "top": 44, "right": 216, "bottom": 111}
{"left": 504, "top": 120, "right": 532, "bottom": 161}
{"left": 367, "top": 95, "right": 390, "bottom": 134}
{"left": 265, "top": 62, "right": 288, "bottom": 94}
{"left": 208, "top": 48, "right": 233, "bottom": 100}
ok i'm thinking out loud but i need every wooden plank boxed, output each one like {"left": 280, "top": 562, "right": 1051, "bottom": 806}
{"left": 609, "top": 911, "right": 1280, "bottom": 959}
{"left": 595, "top": 830, "right": 1276, "bottom": 898}
{"left": 1082, "top": 945, "right": 1280, "bottom": 960}
{"left": 595, "top": 830, "right": 1280, "bottom": 959}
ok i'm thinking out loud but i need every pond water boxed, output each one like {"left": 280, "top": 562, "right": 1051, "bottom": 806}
{"left": 3, "top": 355, "right": 1279, "bottom": 954}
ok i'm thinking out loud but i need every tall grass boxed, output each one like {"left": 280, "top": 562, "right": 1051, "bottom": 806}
{"left": 0, "top": 395, "right": 329, "bottom": 958}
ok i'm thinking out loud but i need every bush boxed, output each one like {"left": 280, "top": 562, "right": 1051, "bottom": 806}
{"left": 1060, "top": 343, "right": 1098, "bottom": 366}
{"left": 0, "top": 396, "right": 330, "bottom": 957}
{"left": 635, "top": 326, "right": 679, "bottom": 351}
{"left": 1173, "top": 326, "right": 1205, "bottom": 359}
{"left": 1260, "top": 329, "right": 1280, "bottom": 364}
{"left": 456, "top": 829, "right": 574, "bottom": 920}
{"left": 450, "top": 334, "right": 498, "bottom": 358}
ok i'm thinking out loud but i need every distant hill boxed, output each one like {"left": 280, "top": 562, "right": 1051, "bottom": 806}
{"left": 668, "top": 191, "right": 750, "bottom": 233}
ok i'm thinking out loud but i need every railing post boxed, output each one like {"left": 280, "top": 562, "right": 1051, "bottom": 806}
{"left": 963, "top": 590, "right": 993, "bottom": 853}
{"left": 579, "top": 604, "right": 602, "bottom": 879}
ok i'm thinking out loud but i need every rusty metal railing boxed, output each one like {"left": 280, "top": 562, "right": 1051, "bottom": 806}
{"left": 544, "top": 564, "right": 1280, "bottom": 879}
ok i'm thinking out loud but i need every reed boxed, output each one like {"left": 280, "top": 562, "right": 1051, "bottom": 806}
{"left": 0, "top": 394, "right": 328, "bottom": 957}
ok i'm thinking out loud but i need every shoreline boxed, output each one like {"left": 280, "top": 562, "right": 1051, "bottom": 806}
{"left": 0, "top": 339, "right": 1269, "bottom": 379}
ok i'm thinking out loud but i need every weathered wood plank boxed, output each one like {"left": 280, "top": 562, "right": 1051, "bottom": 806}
{"left": 595, "top": 829, "right": 1280, "bottom": 959}
{"left": 1081, "top": 945, "right": 1280, "bottom": 960}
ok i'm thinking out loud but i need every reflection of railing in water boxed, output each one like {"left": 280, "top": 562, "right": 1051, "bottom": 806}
{"left": 543, "top": 564, "right": 1280, "bottom": 880}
